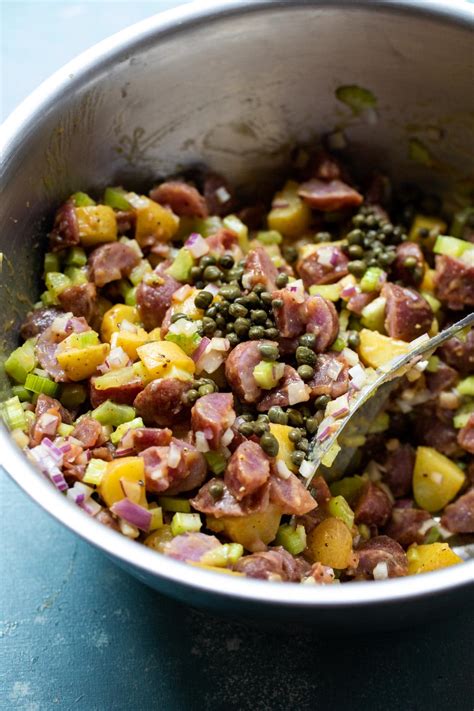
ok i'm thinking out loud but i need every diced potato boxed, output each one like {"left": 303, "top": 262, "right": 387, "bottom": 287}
{"left": 99, "top": 456, "right": 147, "bottom": 508}
{"left": 420, "top": 268, "right": 436, "bottom": 293}
{"left": 309, "top": 283, "right": 342, "bottom": 301}
{"left": 269, "top": 423, "right": 296, "bottom": 472}
{"left": 307, "top": 517, "right": 353, "bottom": 569}
{"left": 147, "top": 327, "right": 162, "bottom": 342}
{"left": 127, "top": 194, "right": 179, "bottom": 246}
{"left": 144, "top": 524, "right": 174, "bottom": 552}
{"left": 75, "top": 205, "right": 117, "bottom": 247}
{"left": 407, "top": 542, "right": 463, "bottom": 575}
{"left": 207, "top": 505, "right": 281, "bottom": 552}
{"left": 93, "top": 366, "right": 141, "bottom": 390}
{"left": 101, "top": 304, "right": 140, "bottom": 343}
{"left": 267, "top": 180, "right": 311, "bottom": 238}
{"left": 189, "top": 564, "right": 244, "bottom": 575}
{"left": 358, "top": 329, "right": 409, "bottom": 369}
{"left": 56, "top": 343, "right": 109, "bottom": 381}
{"left": 137, "top": 340, "right": 195, "bottom": 380}
{"left": 413, "top": 446, "right": 465, "bottom": 512}
{"left": 114, "top": 327, "right": 149, "bottom": 361}
{"left": 409, "top": 214, "right": 447, "bottom": 248}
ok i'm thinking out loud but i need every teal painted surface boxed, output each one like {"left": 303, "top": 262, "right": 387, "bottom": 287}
{"left": 2, "top": 3, "right": 474, "bottom": 709}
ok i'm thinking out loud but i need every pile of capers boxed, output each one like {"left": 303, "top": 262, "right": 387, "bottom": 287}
{"left": 190, "top": 253, "right": 243, "bottom": 288}
{"left": 343, "top": 206, "right": 407, "bottom": 277}
{"left": 195, "top": 280, "right": 279, "bottom": 345}
{"left": 183, "top": 377, "right": 219, "bottom": 405}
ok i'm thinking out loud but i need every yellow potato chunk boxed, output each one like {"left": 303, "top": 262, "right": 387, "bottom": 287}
{"left": 56, "top": 343, "right": 109, "bottom": 381}
{"left": 101, "top": 304, "right": 140, "bottom": 343}
{"left": 409, "top": 214, "right": 446, "bottom": 248}
{"left": 413, "top": 447, "right": 465, "bottom": 512}
{"left": 114, "top": 327, "right": 149, "bottom": 361}
{"left": 93, "top": 366, "right": 141, "bottom": 390}
{"left": 358, "top": 329, "right": 409, "bottom": 369}
{"left": 269, "top": 423, "right": 296, "bottom": 472}
{"left": 99, "top": 456, "right": 147, "bottom": 508}
{"left": 137, "top": 340, "right": 195, "bottom": 380}
{"left": 128, "top": 194, "right": 179, "bottom": 246}
{"left": 207, "top": 505, "right": 281, "bottom": 553}
{"left": 75, "top": 205, "right": 117, "bottom": 247}
{"left": 407, "top": 543, "right": 463, "bottom": 575}
{"left": 267, "top": 180, "right": 311, "bottom": 238}
{"left": 420, "top": 268, "right": 436, "bottom": 293}
{"left": 307, "top": 517, "right": 353, "bottom": 569}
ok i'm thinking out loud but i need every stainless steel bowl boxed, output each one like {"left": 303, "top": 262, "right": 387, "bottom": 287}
{"left": 1, "top": 0, "right": 473, "bottom": 628}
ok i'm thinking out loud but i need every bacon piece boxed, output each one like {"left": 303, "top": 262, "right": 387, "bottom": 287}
{"left": 224, "top": 441, "right": 270, "bottom": 501}
{"left": 243, "top": 246, "right": 278, "bottom": 291}
{"left": 296, "top": 247, "right": 349, "bottom": 287}
{"left": 149, "top": 181, "right": 208, "bottom": 218}
{"left": 434, "top": 255, "right": 474, "bottom": 310}
{"left": 308, "top": 353, "right": 349, "bottom": 399}
{"left": 88, "top": 243, "right": 140, "bottom": 288}
{"left": 354, "top": 482, "right": 392, "bottom": 527}
{"left": 257, "top": 366, "right": 309, "bottom": 412}
{"left": 225, "top": 340, "right": 278, "bottom": 404}
{"left": 269, "top": 471, "right": 317, "bottom": 515}
{"left": 134, "top": 378, "right": 190, "bottom": 427}
{"left": 383, "top": 283, "right": 433, "bottom": 342}
{"left": 441, "top": 489, "right": 474, "bottom": 534}
{"left": 191, "top": 393, "right": 236, "bottom": 449}
{"left": 298, "top": 178, "right": 363, "bottom": 211}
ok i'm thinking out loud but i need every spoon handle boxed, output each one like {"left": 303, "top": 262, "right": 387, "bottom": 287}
{"left": 305, "top": 312, "right": 474, "bottom": 487}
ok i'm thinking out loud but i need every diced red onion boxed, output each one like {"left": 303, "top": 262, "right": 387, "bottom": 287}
{"left": 348, "top": 364, "right": 366, "bottom": 390}
{"left": 341, "top": 348, "right": 359, "bottom": 367}
{"left": 120, "top": 319, "right": 137, "bottom": 333}
{"left": 110, "top": 498, "right": 152, "bottom": 532}
{"left": 272, "top": 199, "right": 290, "bottom": 209}
{"left": 287, "top": 381, "right": 310, "bottom": 405}
{"left": 196, "top": 338, "right": 229, "bottom": 374}
{"left": 57, "top": 442, "right": 72, "bottom": 454}
{"left": 373, "top": 561, "right": 388, "bottom": 580}
{"left": 316, "top": 416, "right": 337, "bottom": 442}
{"left": 316, "top": 246, "right": 335, "bottom": 266}
{"left": 114, "top": 447, "right": 135, "bottom": 458}
{"left": 276, "top": 460, "right": 292, "bottom": 480}
{"left": 326, "top": 359, "right": 343, "bottom": 381}
{"left": 221, "top": 427, "right": 234, "bottom": 448}
{"left": 299, "top": 459, "right": 317, "bottom": 479}
{"left": 195, "top": 431, "right": 210, "bottom": 453}
{"left": 325, "top": 393, "right": 350, "bottom": 419}
{"left": 185, "top": 232, "right": 209, "bottom": 258}
{"left": 192, "top": 336, "right": 211, "bottom": 363}
{"left": 203, "top": 283, "right": 219, "bottom": 296}
{"left": 38, "top": 413, "right": 60, "bottom": 436}
{"left": 51, "top": 314, "right": 71, "bottom": 335}
{"left": 80, "top": 498, "right": 102, "bottom": 516}
{"left": 286, "top": 279, "right": 305, "bottom": 304}
{"left": 42, "top": 437, "right": 64, "bottom": 464}
{"left": 172, "top": 284, "right": 194, "bottom": 303}
{"left": 340, "top": 284, "right": 358, "bottom": 299}
{"left": 215, "top": 186, "right": 231, "bottom": 204}
{"left": 168, "top": 441, "right": 182, "bottom": 469}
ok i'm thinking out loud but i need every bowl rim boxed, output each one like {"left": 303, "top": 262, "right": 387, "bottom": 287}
{"left": 1, "top": 0, "right": 473, "bottom": 609}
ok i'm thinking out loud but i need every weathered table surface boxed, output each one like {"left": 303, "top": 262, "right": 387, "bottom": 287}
{"left": 1, "top": 3, "right": 473, "bottom": 709}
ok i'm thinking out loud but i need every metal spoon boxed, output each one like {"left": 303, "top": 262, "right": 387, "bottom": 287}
{"left": 303, "top": 312, "right": 474, "bottom": 559}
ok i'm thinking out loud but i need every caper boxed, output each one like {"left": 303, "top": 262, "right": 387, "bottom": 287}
{"left": 367, "top": 257, "right": 378, "bottom": 268}
{"left": 202, "top": 318, "right": 217, "bottom": 335}
{"left": 225, "top": 322, "right": 235, "bottom": 333}
{"left": 200, "top": 255, "right": 216, "bottom": 268}
{"left": 297, "top": 364, "right": 315, "bottom": 381}
{"left": 203, "top": 265, "right": 222, "bottom": 282}
{"left": 239, "top": 413, "right": 254, "bottom": 422}
{"left": 234, "top": 317, "right": 250, "bottom": 337}
{"left": 264, "top": 328, "right": 279, "bottom": 339}
{"left": 254, "top": 421, "right": 269, "bottom": 436}
{"left": 314, "top": 395, "right": 330, "bottom": 410}
{"left": 219, "top": 284, "right": 241, "bottom": 301}
{"left": 299, "top": 333, "right": 317, "bottom": 349}
{"left": 288, "top": 428, "right": 302, "bottom": 443}
{"left": 206, "top": 305, "right": 218, "bottom": 318}
{"left": 379, "top": 252, "right": 392, "bottom": 267}
{"left": 259, "top": 343, "right": 279, "bottom": 361}
{"left": 260, "top": 432, "right": 279, "bottom": 457}
{"left": 297, "top": 438, "right": 309, "bottom": 453}
{"left": 249, "top": 325, "right": 265, "bottom": 340}
{"left": 229, "top": 302, "right": 248, "bottom": 318}
{"left": 348, "top": 244, "right": 364, "bottom": 259}
{"left": 412, "top": 267, "right": 423, "bottom": 283}
{"left": 186, "top": 389, "right": 199, "bottom": 404}
{"left": 264, "top": 319, "right": 274, "bottom": 329}
{"left": 244, "top": 292, "right": 260, "bottom": 308}
{"left": 291, "top": 450, "right": 305, "bottom": 467}
{"left": 287, "top": 409, "right": 304, "bottom": 427}
{"left": 352, "top": 214, "right": 365, "bottom": 227}
{"left": 272, "top": 298, "right": 283, "bottom": 309}
{"left": 382, "top": 223, "right": 393, "bottom": 236}
{"left": 314, "top": 231, "right": 332, "bottom": 243}
{"left": 170, "top": 312, "right": 187, "bottom": 323}
{"left": 194, "top": 291, "right": 214, "bottom": 310}
{"left": 260, "top": 291, "right": 272, "bottom": 305}
{"left": 198, "top": 384, "right": 215, "bottom": 397}
{"left": 296, "top": 346, "right": 317, "bottom": 366}
{"left": 417, "top": 227, "right": 429, "bottom": 240}
{"left": 251, "top": 309, "right": 267, "bottom": 324}
{"left": 219, "top": 254, "right": 234, "bottom": 269}
{"left": 275, "top": 272, "right": 289, "bottom": 288}
{"left": 282, "top": 246, "right": 297, "bottom": 263}
{"left": 227, "top": 267, "right": 244, "bottom": 282}
{"left": 403, "top": 256, "right": 418, "bottom": 269}
{"left": 347, "top": 228, "right": 364, "bottom": 245}
{"left": 217, "top": 300, "right": 230, "bottom": 313}
{"left": 227, "top": 332, "right": 239, "bottom": 347}
{"left": 268, "top": 406, "right": 288, "bottom": 425}
{"left": 347, "top": 260, "right": 367, "bottom": 277}
{"left": 305, "top": 417, "right": 318, "bottom": 434}
{"left": 190, "top": 266, "right": 203, "bottom": 281}
{"left": 253, "top": 283, "right": 266, "bottom": 295}
{"left": 347, "top": 332, "right": 360, "bottom": 349}
{"left": 209, "top": 481, "right": 224, "bottom": 500}
{"left": 215, "top": 315, "right": 226, "bottom": 330}
{"left": 239, "top": 422, "right": 254, "bottom": 437}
